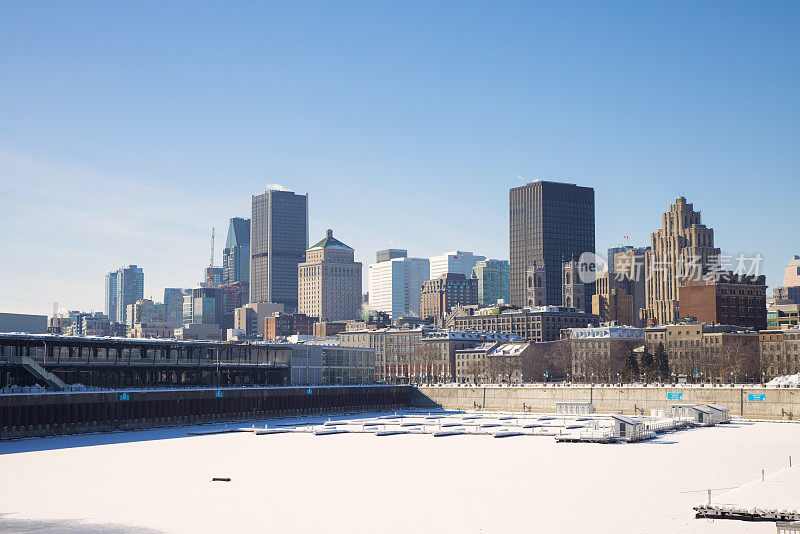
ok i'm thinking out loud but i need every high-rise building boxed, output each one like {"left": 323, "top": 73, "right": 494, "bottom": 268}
{"left": 163, "top": 288, "right": 187, "bottom": 327}
{"left": 607, "top": 245, "right": 650, "bottom": 274}
{"left": 472, "top": 259, "right": 510, "bottom": 306}
{"left": 773, "top": 255, "right": 800, "bottom": 307}
{"left": 509, "top": 180, "right": 595, "bottom": 308}
{"left": 182, "top": 286, "right": 224, "bottom": 326}
{"left": 429, "top": 250, "right": 486, "bottom": 280}
{"left": 106, "top": 265, "right": 144, "bottom": 324}
{"left": 298, "top": 229, "right": 362, "bottom": 321}
{"left": 368, "top": 254, "right": 430, "bottom": 318}
{"left": 785, "top": 255, "right": 800, "bottom": 287}
{"left": 609, "top": 247, "right": 649, "bottom": 326}
{"left": 125, "top": 299, "right": 166, "bottom": 328}
{"left": 421, "top": 273, "right": 478, "bottom": 326}
{"left": 250, "top": 189, "right": 308, "bottom": 312}
{"left": 376, "top": 249, "right": 407, "bottom": 263}
{"left": 104, "top": 271, "right": 118, "bottom": 322}
{"left": 223, "top": 217, "right": 250, "bottom": 301}
{"left": 643, "top": 197, "right": 720, "bottom": 325}
{"left": 204, "top": 266, "right": 223, "bottom": 287}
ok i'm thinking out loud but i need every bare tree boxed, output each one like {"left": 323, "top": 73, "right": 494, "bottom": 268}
{"left": 412, "top": 342, "right": 444, "bottom": 384}
{"left": 464, "top": 357, "right": 486, "bottom": 384}
{"left": 718, "top": 336, "right": 760, "bottom": 383}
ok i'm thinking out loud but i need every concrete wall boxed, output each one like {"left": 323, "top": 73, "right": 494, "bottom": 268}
{"left": 412, "top": 385, "right": 800, "bottom": 420}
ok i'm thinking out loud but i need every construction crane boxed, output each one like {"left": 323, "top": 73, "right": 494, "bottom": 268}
{"left": 209, "top": 227, "right": 215, "bottom": 287}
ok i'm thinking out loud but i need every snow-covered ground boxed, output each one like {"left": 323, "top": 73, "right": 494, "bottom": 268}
{"left": 767, "top": 373, "right": 800, "bottom": 387}
{"left": 1, "top": 412, "right": 798, "bottom": 533}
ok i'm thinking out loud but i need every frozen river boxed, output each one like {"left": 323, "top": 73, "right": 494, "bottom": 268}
{"left": 1, "top": 413, "right": 798, "bottom": 533}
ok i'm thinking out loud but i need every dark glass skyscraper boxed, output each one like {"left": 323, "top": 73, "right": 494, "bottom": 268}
{"left": 509, "top": 180, "right": 595, "bottom": 308}
{"left": 250, "top": 189, "right": 308, "bottom": 312}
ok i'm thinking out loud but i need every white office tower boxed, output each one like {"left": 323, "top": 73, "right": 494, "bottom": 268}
{"left": 368, "top": 251, "right": 430, "bottom": 318}
{"left": 429, "top": 250, "right": 486, "bottom": 280}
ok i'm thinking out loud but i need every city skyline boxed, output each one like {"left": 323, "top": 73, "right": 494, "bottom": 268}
{"left": 1, "top": 2, "right": 798, "bottom": 315}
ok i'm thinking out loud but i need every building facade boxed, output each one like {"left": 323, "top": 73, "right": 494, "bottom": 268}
{"left": 561, "top": 260, "right": 587, "bottom": 312}
{"left": 279, "top": 340, "right": 375, "bottom": 386}
{"left": 105, "top": 265, "right": 144, "bottom": 324}
{"left": 182, "top": 286, "right": 224, "bottom": 328}
{"left": 367, "top": 254, "right": 430, "bottom": 318}
{"left": 223, "top": 217, "right": 251, "bottom": 301}
{"left": 509, "top": 180, "right": 595, "bottom": 309}
{"left": 264, "top": 312, "right": 317, "bottom": 341}
{"left": 452, "top": 305, "right": 600, "bottom": 342}
{"left": 298, "top": 229, "right": 362, "bottom": 321}
{"left": 429, "top": 250, "right": 486, "bottom": 280}
{"left": 644, "top": 197, "right": 720, "bottom": 326}
{"left": 760, "top": 328, "right": 800, "bottom": 380}
{"left": 125, "top": 299, "right": 166, "bottom": 328}
{"left": 567, "top": 325, "right": 645, "bottom": 382}
{"left": 472, "top": 259, "right": 511, "bottom": 306}
{"left": 250, "top": 189, "right": 308, "bottom": 311}
{"left": 233, "top": 302, "right": 284, "bottom": 338}
{"left": 592, "top": 287, "right": 635, "bottom": 327}
{"left": 163, "top": 288, "right": 187, "bottom": 327}
{"left": 678, "top": 273, "right": 767, "bottom": 330}
{"left": 420, "top": 273, "right": 478, "bottom": 326}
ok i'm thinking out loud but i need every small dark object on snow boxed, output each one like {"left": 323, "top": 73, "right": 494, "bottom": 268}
{"left": 212, "top": 477, "right": 231, "bottom": 482}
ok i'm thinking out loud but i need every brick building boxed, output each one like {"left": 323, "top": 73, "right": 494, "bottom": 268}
{"left": 420, "top": 273, "right": 478, "bottom": 326}
{"left": 678, "top": 273, "right": 767, "bottom": 331}
{"left": 452, "top": 305, "right": 599, "bottom": 342}
{"left": 264, "top": 312, "right": 317, "bottom": 341}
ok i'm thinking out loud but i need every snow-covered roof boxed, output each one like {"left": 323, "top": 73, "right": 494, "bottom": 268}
{"left": 611, "top": 414, "right": 641, "bottom": 425}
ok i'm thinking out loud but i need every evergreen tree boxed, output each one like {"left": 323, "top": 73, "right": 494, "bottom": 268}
{"left": 640, "top": 350, "right": 655, "bottom": 382}
{"left": 623, "top": 351, "right": 640, "bottom": 382}
{"left": 655, "top": 342, "right": 670, "bottom": 382}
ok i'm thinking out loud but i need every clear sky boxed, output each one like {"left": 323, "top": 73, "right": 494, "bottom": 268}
{"left": 1, "top": 1, "right": 798, "bottom": 316}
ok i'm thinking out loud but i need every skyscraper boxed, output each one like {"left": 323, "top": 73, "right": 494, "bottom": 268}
{"left": 368, "top": 254, "right": 430, "bottom": 318}
{"left": 249, "top": 189, "right": 308, "bottom": 312}
{"left": 509, "top": 180, "right": 595, "bottom": 308}
{"left": 163, "top": 288, "right": 187, "bottom": 327}
{"left": 644, "top": 197, "right": 720, "bottom": 325}
{"left": 472, "top": 259, "right": 510, "bottom": 306}
{"left": 104, "top": 271, "right": 118, "bottom": 321}
{"left": 298, "top": 229, "right": 362, "bottom": 321}
{"left": 106, "top": 265, "right": 144, "bottom": 324}
{"left": 429, "top": 250, "right": 486, "bottom": 279}
{"left": 223, "top": 217, "right": 250, "bottom": 294}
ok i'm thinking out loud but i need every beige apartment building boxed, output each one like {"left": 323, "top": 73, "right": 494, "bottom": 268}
{"left": 644, "top": 197, "right": 720, "bottom": 326}
{"left": 759, "top": 328, "right": 800, "bottom": 379}
{"left": 298, "top": 230, "right": 362, "bottom": 321}
{"left": 644, "top": 323, "right": 759, "bottom": 382}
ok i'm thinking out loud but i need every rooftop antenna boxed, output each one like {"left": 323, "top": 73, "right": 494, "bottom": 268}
{"left": 209, "top": 227, "right": 216, "bottom": 287}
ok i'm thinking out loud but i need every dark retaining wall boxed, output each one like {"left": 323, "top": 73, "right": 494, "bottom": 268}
{"left": 0, "top": 385, "right": 411, "bottom": 440}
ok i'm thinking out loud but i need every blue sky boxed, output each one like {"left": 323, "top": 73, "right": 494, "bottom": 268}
{"left": 1, "top": 1, "right": 798, "bottom": 315}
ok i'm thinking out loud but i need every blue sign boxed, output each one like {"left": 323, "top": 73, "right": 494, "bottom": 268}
{"left": 748, "top": 394, "right": 766, "bottom": 401}
{"left": 306, "top": 388, "right": 313, "bottom": 395}
{"left": 667, "top": 392, "right": 683, "bottom": 400}
{"left": 119, "top": 392, "right": 129, "bottom": 401}
{"left": 215, "top": 390, "right": 223, "bottom": 398}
